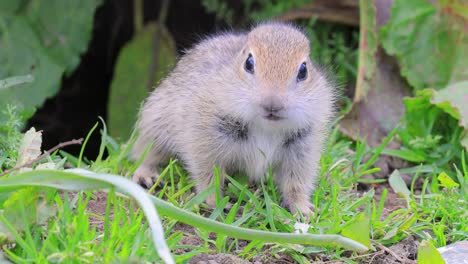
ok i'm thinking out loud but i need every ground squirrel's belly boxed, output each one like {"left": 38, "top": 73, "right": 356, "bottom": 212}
{"left": 244, "top": 133, "right": 283, "bottom": 181}
{"left": 220, "top": 133, "right": 283, "bottom": 181}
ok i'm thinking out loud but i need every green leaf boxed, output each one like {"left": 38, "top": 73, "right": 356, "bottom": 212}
{"left": 382, "top": 226, "right": 398, "bottom": 240}
{"left": 341, "top": 213, "right": 371, "bottom": 248}
{"left": 379, "top": 148, "right": 426, "bottom": 163}
{"left": 431, "top": 82, "right": 468, "bottom": 150}
{"left": 402, "top": 89, "right": 436, "bottom": 137}
{"left": 0, "top": 0, "right": 27, "bottom": 16}
{"left": 431, "top": 81, "right": 468, "bottom": 128}
{"left": 417, "top": 240, "right": 445, "bottom": 264}
{"left": 437, "top": 172, "right": 459, "bottom": 189}
{"left": 0, "top": 0, "right": 102, "bottom": 120}
{"left": 402, "top": 89, "right": 465, "bottom": 160}
{"left": 0, "top": 188, "right": 56, "bottom": 242}
{"left": 388, "top": 169, "right": 410, "bottom": 202}
{"left": 380, "top": 0, "right": 467, "bottom": 90}
{"left": 107, "top": 23, "right": 176, "bottom": 140}
{"left": 404, "top": 83, "right": 468, "bottom": 151}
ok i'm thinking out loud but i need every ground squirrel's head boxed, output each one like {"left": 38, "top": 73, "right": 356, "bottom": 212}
{"left": 234, "top": 22, "right": 333, "bottom": 129}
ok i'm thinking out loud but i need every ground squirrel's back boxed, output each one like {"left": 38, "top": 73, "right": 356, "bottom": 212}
{"left": 132, "top": 22, "right": 335, "bottom": 216}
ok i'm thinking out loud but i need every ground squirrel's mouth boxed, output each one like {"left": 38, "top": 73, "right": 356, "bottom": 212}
{"left": 264, "top": 114, "right": 284, "bottom": 121}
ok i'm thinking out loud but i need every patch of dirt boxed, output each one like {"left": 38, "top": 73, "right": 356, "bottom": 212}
{"left": 86, "top": 191, "right": 113, "bottom": 231}
{"left": 373, "top": 184, "right": 407, "bottom": 219}
{"left": 250, "top": 246, "right": 296, "bottom": 264}
{"left": 62, "top": 191, "right": 137, "bottom": 232}
{"left": 371, "top": 155, "right": 410, "bottom": 180}
{"left": 372, "top": 236, "right": 419, "bottom": 264}
{"left": 188, "top": 253, "right": 249, "bottom": 264}
{"left": 170, "top": 222, "right": 207, "bottom": 255}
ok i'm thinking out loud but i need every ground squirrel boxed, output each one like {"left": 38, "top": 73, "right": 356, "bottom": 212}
{"left": 131, "top": 22, "right": 335, "bottom": 216}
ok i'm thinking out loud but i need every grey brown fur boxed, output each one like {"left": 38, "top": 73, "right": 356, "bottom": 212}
{"left": 131, "top": 22, "right": 335, "bottom": 215}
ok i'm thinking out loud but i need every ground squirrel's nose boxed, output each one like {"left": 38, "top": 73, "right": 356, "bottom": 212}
{"left": 261, "top": 96, "right": 285, "bottom": 114}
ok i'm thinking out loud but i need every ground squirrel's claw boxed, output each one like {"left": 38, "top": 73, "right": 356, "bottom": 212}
{"left": 132, "top": 166, "right": 159, "bottom": 189}
{"left": 137, "top": 176, "right": 153, "bottom": 189}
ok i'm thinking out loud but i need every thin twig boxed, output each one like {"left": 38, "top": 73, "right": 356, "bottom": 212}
{"left": 374, "top": 242, "right": 416, "bottom": 264}
{"left": 368, "top": 250, "right": 386, "bottom": 263}
{"left": 0, "top": 138, "right": 83, "bottom": 177}
{"left": 273, "top": 0, "right": 359, "bottom": 27}
{"left": 322, "top": 249, "right": 385, "bottom": 263}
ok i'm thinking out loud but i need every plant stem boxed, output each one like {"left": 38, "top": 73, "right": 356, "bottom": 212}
{"left": 134, "top": 0, "right": 143, "bottom": 33}
{"left": 150, "top": 196, "right": 368, "bottom": 252}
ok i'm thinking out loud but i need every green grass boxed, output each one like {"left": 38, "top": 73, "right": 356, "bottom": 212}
{"left": 0, "top": 112, "right": 466, "bottom": 263}
{"left": 2, "top": 189, "right": 161, "bottom": 263}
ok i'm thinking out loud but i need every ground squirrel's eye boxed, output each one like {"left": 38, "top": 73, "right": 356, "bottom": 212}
{"left": 244, "top": 54, "right": 254, "bottom": 74}
{"left": 297, "top": 62, "right": 307, "bottom": 82}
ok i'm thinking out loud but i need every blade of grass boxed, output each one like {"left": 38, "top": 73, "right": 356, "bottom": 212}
{"left": 262, "top": 180, "right": 277, "bottom": 232}
{"left": 96, "top": 117, "right": 107, "bottom": 163}
{"left": 378, "top": 148, "right": 426, "bottom": 163}
{"left": 78, "top": 122, "right": 99, "bottom": 168}
{"left": 376, "top": 188, "right": 388, "bottom": 221}
{"left": 0, "top": 214, "right": 34, "bottom": 254}
{"left": 360, "top": 126, "right": 399, "bottom": 173}
{"left": 225, "top": 175, "right": 261, "bottom": 207}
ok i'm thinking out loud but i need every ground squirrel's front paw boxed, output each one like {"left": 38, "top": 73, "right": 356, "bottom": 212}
{"left": 132, "top": 166, "right": 159, "bottom": 189}
{"left": 204, "top": 193, "right": 233, "bottom": 211}
{"left": 205, "top": 193, "right": 217, "bottom": 208}
{"left": 282, "top": 200, "right": 315, "bottom": 219}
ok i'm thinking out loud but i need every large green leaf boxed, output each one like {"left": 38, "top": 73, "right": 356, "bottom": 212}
{"left": 431, "top": 81, "right": 468, "bottom": 150}
{"left": 388, "top": 169, "right": 410, "bottom": 202}
{"left": 107, "top": 23, "right": 176, "bottom": 140}
{"left": 403, "top": 86, "right": 467, "bottom": 154}
{"left": 341, "top": 213, "right": 371, "bottom": 248}
{"left": 0, "top": 0, "right": 102, "bottom": 118}
{"left": 431, "top": 81, "right": 468, "bottom": 128}
{"left": 417, "top": 240, "right": 445, "bottom": 264}
{"left": 0, "top": 0, "right": 26, "bottom": 16}
{"left": 380, "top": 0, "right": 467, "bottom": 90}
{"left": 0, "top": 188, "right": 56, "bottom": 243}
